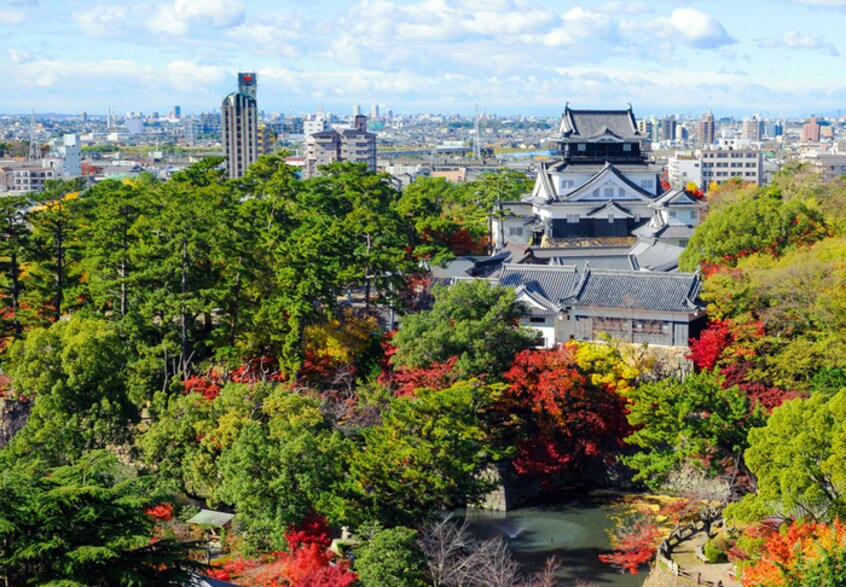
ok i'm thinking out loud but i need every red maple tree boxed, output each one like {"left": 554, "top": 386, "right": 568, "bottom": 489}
{"left": 599, "top": 517, "right": 662, "bottom": 574}
{"left": 284, "top": 512, "right": 332, "bottom": 551}
{"left": 498, "top": 346, "right": 629, "bottom": 476}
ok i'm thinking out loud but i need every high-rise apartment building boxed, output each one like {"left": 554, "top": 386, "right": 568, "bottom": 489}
{"left": 62, "top": 134, "right": 82, "bottom": 177}
{"left": 695, "top": 110, "right": 715, "bottom": 146}
{"left": 659, "top": 115, "right": 676, "bottom": 143}
{"left": 802, "top": 116, "right": 821, "bottom": 142}
{"left": 257, "top": 124, "right": 276, "bottom": 156}
{"left": 221, "top": 72, "right": 258, "bottom": 179}
{"left": 741, "top": 116, "right": 763, "bottom": 142}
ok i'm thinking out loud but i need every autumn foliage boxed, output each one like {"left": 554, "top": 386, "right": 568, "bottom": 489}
{"left": 284, "top": 512, "right": 332, "bottom": 551}
{"left": 498, "top": 345, "right": 629, "bottom": 476}
{"left": 688, "top": 319, "right": 798, "bottom": 413}
{"left": 598, "top": 515, "right": 662, "bottom": 574}
{"left": 207, "top": 545, "right": 357, "bottom": 587}
{"left": 144, "top": 502, "right": 174, "bottom": 521}
{"left": 390, "top": 356, "right": 462, "bottom": 396}
{"left": 737, "top": 519, "right": 846, "bottom": 586}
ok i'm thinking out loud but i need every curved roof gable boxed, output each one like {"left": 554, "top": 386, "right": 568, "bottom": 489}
{"left": 585, "top": 201, "right": 635, "bottom": 218}
{"left": 555, "top": 162, "right": 656, "bottom": 202}
{"left": 652, "top": 187, "right": 700, "bottom": 207}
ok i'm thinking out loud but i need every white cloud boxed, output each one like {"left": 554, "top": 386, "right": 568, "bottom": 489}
{"left": 6, "top": 48, "right": 31, "bottom": 64}
{"left": 527, "top": 7, "right": 617, "bottom": 47}
{"left": 652, "top": 8, "right": 736, "bottom": 49}
{"left": 0, "top": 56, "right": 227, "bottom": 95}
{"left": 759, "top": 30, "right": 839, "bottom": 55}
{"left": 0, "top": 8, "right": 25, "bottom": 24}
{"left": 148, "top": 0, "right": 245, "bottom": 36}
{"left": 164, "top": 60, "right": 228, "bottom": 91}
{"left": 73, "top": 6, "right": 128, "bottom": 37}
{"left": 225, "top": 14, "right": 301, "bottom": 58}
{"left": 596, "top": 1, "right": 652, "bottom": 14}
{"left": 793, "top": 0, "right": 846, "bottom": 6}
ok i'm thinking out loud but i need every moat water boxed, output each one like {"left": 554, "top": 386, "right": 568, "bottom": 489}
{"left": 462, "top": 493, "right": 646, "bottom": 586}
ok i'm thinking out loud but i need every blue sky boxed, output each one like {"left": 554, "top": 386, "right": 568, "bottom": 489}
{"left": 2, "top": 0, "right": 845, "bottom": 117}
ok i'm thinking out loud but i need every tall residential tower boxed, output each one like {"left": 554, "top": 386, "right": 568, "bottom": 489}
{"left": 221, "top": 72, "right": 258, "bottom": 179}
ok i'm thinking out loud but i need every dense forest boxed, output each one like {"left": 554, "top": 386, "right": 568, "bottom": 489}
{"left": 1, "top": 159, "right": 846, "bottom": 586}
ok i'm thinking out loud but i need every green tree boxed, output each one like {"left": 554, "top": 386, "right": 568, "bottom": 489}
{"left": 697, "top": 236, "right": 846, "bottom": 392}
{"left": 139, "top": 386, "right": 221, "bottom": 500}
{"left": 130, "top": 158, "right": 237, "bottom": 375}
{"left": 228, "top": 153, "right": 299, "bottom": 350}
{"left": 390, "top": 280, "right": 536, "bottom": 379}
{"left": 0, "top": 451, "right": 200, "bottom": 586}
{"left": 4, "top": 316, "right": 135, "bottom": 466}
{"left": 727, "top": 389, "right": 846, "bottom": 523}
{"left": 465, "top": 169, "right": 533, "bottom": 211}
{"left": 347, "top": 380, "right": 497, "bottom": 526}
{"left": 79, "top": 176, "right": 155, "bottom": 319}
{"left": 0, "top": 194, "right": 31, "bottom": 342}
{"left": 24, "top": 178, "right": 87, "bottom": 323}
{"left": 679, "top": 187, "right": 828, "bottom": 271}
{"left": 248, "top": 161, "right": 420, "bottom": 373}
{"left": 214, "top": 388, "right": 350, "bottom": 551}
{"left": 354, "top": 524, "right": 428, "bottom": 587}
{"left": 394, "top": 176, "right": 470, "bottom": 263}
{"left": 623, "top": 370, "right": 759, "bottom": 490}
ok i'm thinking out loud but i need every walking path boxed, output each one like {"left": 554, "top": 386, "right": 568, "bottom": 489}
{"left": 669, "top": 530, "right": 741, "bottom": 587}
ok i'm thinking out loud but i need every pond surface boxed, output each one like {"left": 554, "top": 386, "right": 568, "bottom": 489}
{"left": 462, "top": 493, "right": 646, "bottom": 587}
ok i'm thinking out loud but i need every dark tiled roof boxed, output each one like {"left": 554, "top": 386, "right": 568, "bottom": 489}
{"left": 549, "top": 255, "right": 638, "bottom": 271}
{"left": 516, "top": 283, "right": 559, "bottom": 316}
{"left": 528, "top": 246, "right": 632, "bottom": 260}
{"left": 568, "top": 270, "right": 701, "bottom": 312}
{"left": 653, "top": 187, "right": 700, "bottom": 207}
{"left": 498, "top": 264, "right": 580, "bottom": 305}
{"left": 633, "top": 216, "right": 695, "bottom": 240}
{"left": 654, "top": 224, "right": 695, "bottom": 239}
{"left": 558, "top": 108, "right": 641, "bottom": 141}
{"left": 546, "top": 160, "right": 661, "bottom": 174}
{"left": 498, "top": 201, "right": 534, "bottom": 215}
{"left": 628, "top": 241, "right": 684, "bottom": 272}
{"left": 432, "top": 246, "right": 530, "bottom": 280}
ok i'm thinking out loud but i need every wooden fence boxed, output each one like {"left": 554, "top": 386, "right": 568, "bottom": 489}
{"left": 654, "top": 507, "right": 728, "bottom": 587}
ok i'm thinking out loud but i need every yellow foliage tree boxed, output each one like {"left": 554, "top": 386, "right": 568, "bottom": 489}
{"left": 570, "top": 337, "right": 651, "bottom": 396}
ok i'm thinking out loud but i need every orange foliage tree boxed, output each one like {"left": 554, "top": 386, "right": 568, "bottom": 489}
{"left": 737, "top": 519, "right": 846, "bottom": 586}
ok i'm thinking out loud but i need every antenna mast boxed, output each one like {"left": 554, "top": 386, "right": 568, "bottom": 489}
{"left": 473, "top": 103, "right": 481, "bottom": 162}
{"left": 27, "top": 109, "right": 40, "bottom": 161}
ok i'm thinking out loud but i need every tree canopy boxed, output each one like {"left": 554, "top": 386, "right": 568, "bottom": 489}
{"left": 389, "top": 280, "right": 536, "bottom": 380}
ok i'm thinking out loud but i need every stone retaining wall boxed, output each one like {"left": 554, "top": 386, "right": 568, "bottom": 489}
{"left": 0, "top": 397, "right": 30, "bottom": 449}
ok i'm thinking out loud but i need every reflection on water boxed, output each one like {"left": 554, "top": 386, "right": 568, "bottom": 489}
{"left": 461, "top": 493, "right": 645, "bottom": 587}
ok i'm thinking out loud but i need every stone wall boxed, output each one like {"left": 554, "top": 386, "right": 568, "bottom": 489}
{"left": 0, "top": 397, "right": 30, "bottom": 449}
{"left": 474, "top": 462, "right": 547, "bottom": 511}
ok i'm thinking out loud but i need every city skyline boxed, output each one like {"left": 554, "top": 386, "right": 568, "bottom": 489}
{"left": 2, "top": 0, "right": 846, "bottom": 117}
